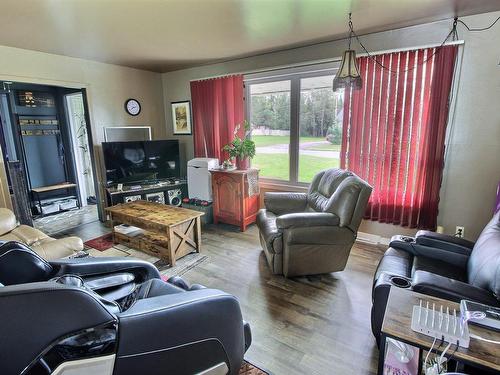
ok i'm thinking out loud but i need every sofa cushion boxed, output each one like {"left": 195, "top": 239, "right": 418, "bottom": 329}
{"left": 0, "top": 208, "right": 82, "bottom": 260}
{"left": 0, "top": 232, "right": 25, "bottom": 243}
{"left": 0, "top": 229, "right": 81, "bottom": 260}
{"left": 411, "top": 255, "right": 467, "bottom": 282}
{"left": 10, "top": 225, "right": 48, "bottom": 246}
{"left": 264, "top": 192, "right": 307, "bottom": 216}
{"left": 256, "top": 209, "right": 282, "bottom": 254}
{"left": 0, "top": 208, "right": 18, "bottom": 236}
{"left": 413, "top": 270, "right": 499, "bottom": 306}
{"left": 31, "top": 237, "right": 83, "bottom": 260}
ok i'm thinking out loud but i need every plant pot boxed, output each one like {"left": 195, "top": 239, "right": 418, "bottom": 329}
{"left": 236, "top": 157, "right": 250, "bottom": 170}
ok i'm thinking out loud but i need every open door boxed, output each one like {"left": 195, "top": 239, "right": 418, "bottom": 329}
{"left": 64, "top": 90, "right": 103, "bottom": 222}
{"left": 65, "top": 93, "right": 96, "bottom": 206}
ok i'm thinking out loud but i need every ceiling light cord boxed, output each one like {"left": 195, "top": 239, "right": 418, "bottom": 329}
{"left": 348, "top": 16, "right": 456, "bottom": 74}
{"left": 348, "top": 13, "right": 354, "bottom": 50}
{"left": 346, "top": 13, "right": 500, "bottom": 75}
{"left": 457, "top": 16, "right": 500, "bottom": 32}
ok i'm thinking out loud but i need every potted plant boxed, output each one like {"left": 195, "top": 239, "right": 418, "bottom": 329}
{"left": 222, "top": 120, "right": 256, "bottom": 170}
{"left": 222, "top": 159, "right": 234, "bottom": 170}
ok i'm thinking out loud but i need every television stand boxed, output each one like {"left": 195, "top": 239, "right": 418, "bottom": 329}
{"left": 137, "top": 179, "right": 160, "bottom": 186}
{"left": 105, "top": 179, "right": 187, "bottom": 208}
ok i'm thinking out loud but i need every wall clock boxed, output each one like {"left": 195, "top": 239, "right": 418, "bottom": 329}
{"left": 125, "top": 98, "right": 141, "bottom": 116}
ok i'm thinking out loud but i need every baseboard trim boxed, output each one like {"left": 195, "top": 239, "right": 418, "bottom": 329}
{"left": 356, "top": 231, "right": 390, "bottom": 248}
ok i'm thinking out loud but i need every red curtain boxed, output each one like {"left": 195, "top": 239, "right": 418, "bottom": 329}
{"left": 341, "top": 45, "right": 458, "bottom": 229}
{"left": 190, "top": 75, "right": 245, "bottom": 161}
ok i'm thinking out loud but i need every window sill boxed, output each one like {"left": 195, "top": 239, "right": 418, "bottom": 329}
{"left": 259, "top": 179, "right": 308, "bottom": 192}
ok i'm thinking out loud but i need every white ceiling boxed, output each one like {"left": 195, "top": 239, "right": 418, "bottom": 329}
{"left": 0, "top": 0, "right": 499, "bottom": 72}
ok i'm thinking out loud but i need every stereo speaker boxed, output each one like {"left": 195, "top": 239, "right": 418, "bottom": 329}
{"left": 167, "top": 189, "right": 182, "bottom": 206}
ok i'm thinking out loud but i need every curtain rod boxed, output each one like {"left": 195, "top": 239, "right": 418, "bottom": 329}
{"left": 190, "top": 40, "right": 464, "bottom": 82}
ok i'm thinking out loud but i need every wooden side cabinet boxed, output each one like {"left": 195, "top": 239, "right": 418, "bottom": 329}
{"left": 210, "top": 169, "right": 260, "bottom": 232}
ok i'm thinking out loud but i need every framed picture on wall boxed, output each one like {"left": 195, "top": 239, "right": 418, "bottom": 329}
{"left": 171, "top": 101, "right": 192, "bottom": 135}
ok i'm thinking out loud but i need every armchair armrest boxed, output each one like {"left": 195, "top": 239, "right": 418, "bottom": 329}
{"left": 389, "top": 231, "right": 474, "bottom": 269}
{"left": 276, "top": 212, "right": 339, "bottom": 229}
{"left": 416, "top": 230, "right": 475, "bottom": 254}
{"left": 115, "top": 289, "right": 246, "bottom": 374}
{"left": 264, "top": 192, "right": 307, "bottom": 215}
{"left": 412, "top": 271, "right": 499, "bottom": 306}
{"left": 50, "top": 257, "right": 161, "bottom": 282}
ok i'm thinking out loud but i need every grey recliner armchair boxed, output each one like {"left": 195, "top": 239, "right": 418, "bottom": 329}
{"left": 256, "top": 168, "right": 372, "bottom": 277}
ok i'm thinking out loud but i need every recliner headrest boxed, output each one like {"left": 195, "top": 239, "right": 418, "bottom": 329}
{"left": 305, "top": 169, "right": 372, "bottom": 231}
{"left": 0, "top": 241, "right": 53, "bottom": 285}
{"left": 312, "top": 169, "right": 353, "bottom": 198}
{"left": 307, "top": 168, "right": 354, "bottom": 212}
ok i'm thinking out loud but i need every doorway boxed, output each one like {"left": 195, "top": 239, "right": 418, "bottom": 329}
{"left": 0, "top": 81, "right": 100, "bottom": 236}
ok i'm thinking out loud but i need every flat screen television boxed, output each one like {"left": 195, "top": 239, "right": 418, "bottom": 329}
{"left": 102, "top": 140, "right": 180, "bottom": 186}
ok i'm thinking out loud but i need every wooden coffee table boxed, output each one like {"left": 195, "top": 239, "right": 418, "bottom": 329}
{"left": 105, "top": 201, "right": 204, "bottom": 266}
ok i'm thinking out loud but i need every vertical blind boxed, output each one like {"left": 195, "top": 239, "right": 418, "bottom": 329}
{"left": 341, "top": 45, "right": 458, "bottom": 229}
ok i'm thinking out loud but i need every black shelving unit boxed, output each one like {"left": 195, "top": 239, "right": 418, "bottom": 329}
{"left": 11, "top": 87, "right": 80, "bottom": 217}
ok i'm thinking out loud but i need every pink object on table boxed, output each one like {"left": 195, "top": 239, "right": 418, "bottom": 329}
{"left": 383, "top": 342, "right": 419, "bottom": 375}
{"left": 495, "top": 181, "right": 500, "bottom": 214}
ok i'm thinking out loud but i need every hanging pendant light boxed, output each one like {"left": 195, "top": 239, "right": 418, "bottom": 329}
{"left": 333, "top": 13, "right": 362, "bottom": 92}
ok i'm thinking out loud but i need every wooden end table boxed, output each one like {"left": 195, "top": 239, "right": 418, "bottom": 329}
{"left": 210, "top": 169, "right": 260, "bottom": 232}
{"left": 105, "top": 201, "right": 204, "bottom": 266}
{"left": 379, "top": 287, "right": 500, "bottom": 374}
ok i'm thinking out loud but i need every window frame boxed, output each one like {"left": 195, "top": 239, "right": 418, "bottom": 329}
{"left": 245, "top": 62, "right": 340, "bottom": 186}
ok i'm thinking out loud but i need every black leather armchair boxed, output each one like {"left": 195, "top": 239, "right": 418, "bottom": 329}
{"left": 0, "top": 241, "right": 251, "bottom": 375}
{"left": 371, "top": 212, "right": 500, "bottom": 343}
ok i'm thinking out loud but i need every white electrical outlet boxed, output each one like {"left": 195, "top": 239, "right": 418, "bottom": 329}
{"left": 456, "top": 226, "right": 465, "bottom": 238}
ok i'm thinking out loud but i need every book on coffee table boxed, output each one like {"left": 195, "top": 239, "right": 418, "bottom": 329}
{"left": 114, "top": 224, "right": 144, "bottom": 237}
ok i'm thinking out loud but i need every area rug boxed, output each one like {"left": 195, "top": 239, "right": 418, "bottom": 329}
{"left": 84, "top": 234, "right": 209, "bottom": 278}
{"left": 84, "top": 233, "right": 114, "bottom": 251}
{"left": 239, "top": 361, "right": 270, "bottom": 375}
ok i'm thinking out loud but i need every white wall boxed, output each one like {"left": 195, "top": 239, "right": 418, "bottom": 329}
{"left": 162, "top": 11, "right": 500, "bottom": 240}
{"left": 0, "top": 45, "right": 165, "bottom": 210}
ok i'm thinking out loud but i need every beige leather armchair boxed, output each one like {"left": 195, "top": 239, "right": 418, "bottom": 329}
{"left": 256, "top": 169, "right": 372, "bottom": 277}
{"left": 0, "top": 208, "right": 83, "bottom": 260}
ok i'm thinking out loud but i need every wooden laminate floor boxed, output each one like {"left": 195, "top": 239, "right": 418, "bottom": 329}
{"left": 58, "top": 220, "right": 385, "bottom": 375}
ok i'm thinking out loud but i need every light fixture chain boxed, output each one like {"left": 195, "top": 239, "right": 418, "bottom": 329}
{"left": 348, "top": 14, "right": 457, "bottom": 74}
{"left": 457, "top": 16, "right": 500, "bottom": 32}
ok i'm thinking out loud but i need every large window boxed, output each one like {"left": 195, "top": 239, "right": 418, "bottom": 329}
{"left": 249, "top": 80, "right": 291, "bottom": 181}
{"left": 299, "top": 76, "right": 343, "bottom": 182}
{"left": 247, "top": 66, "right": 343, "bottom": 184}
{"left": 247, "top": 46, "right": 458, "bottom": 229}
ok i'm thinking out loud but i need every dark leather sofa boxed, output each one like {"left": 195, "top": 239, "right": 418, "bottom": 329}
{"left": 371, "top": 211, "right": 500, "bottom": 342}
{"left": 0, "top": 241, "right": 251, "bottom": 375}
